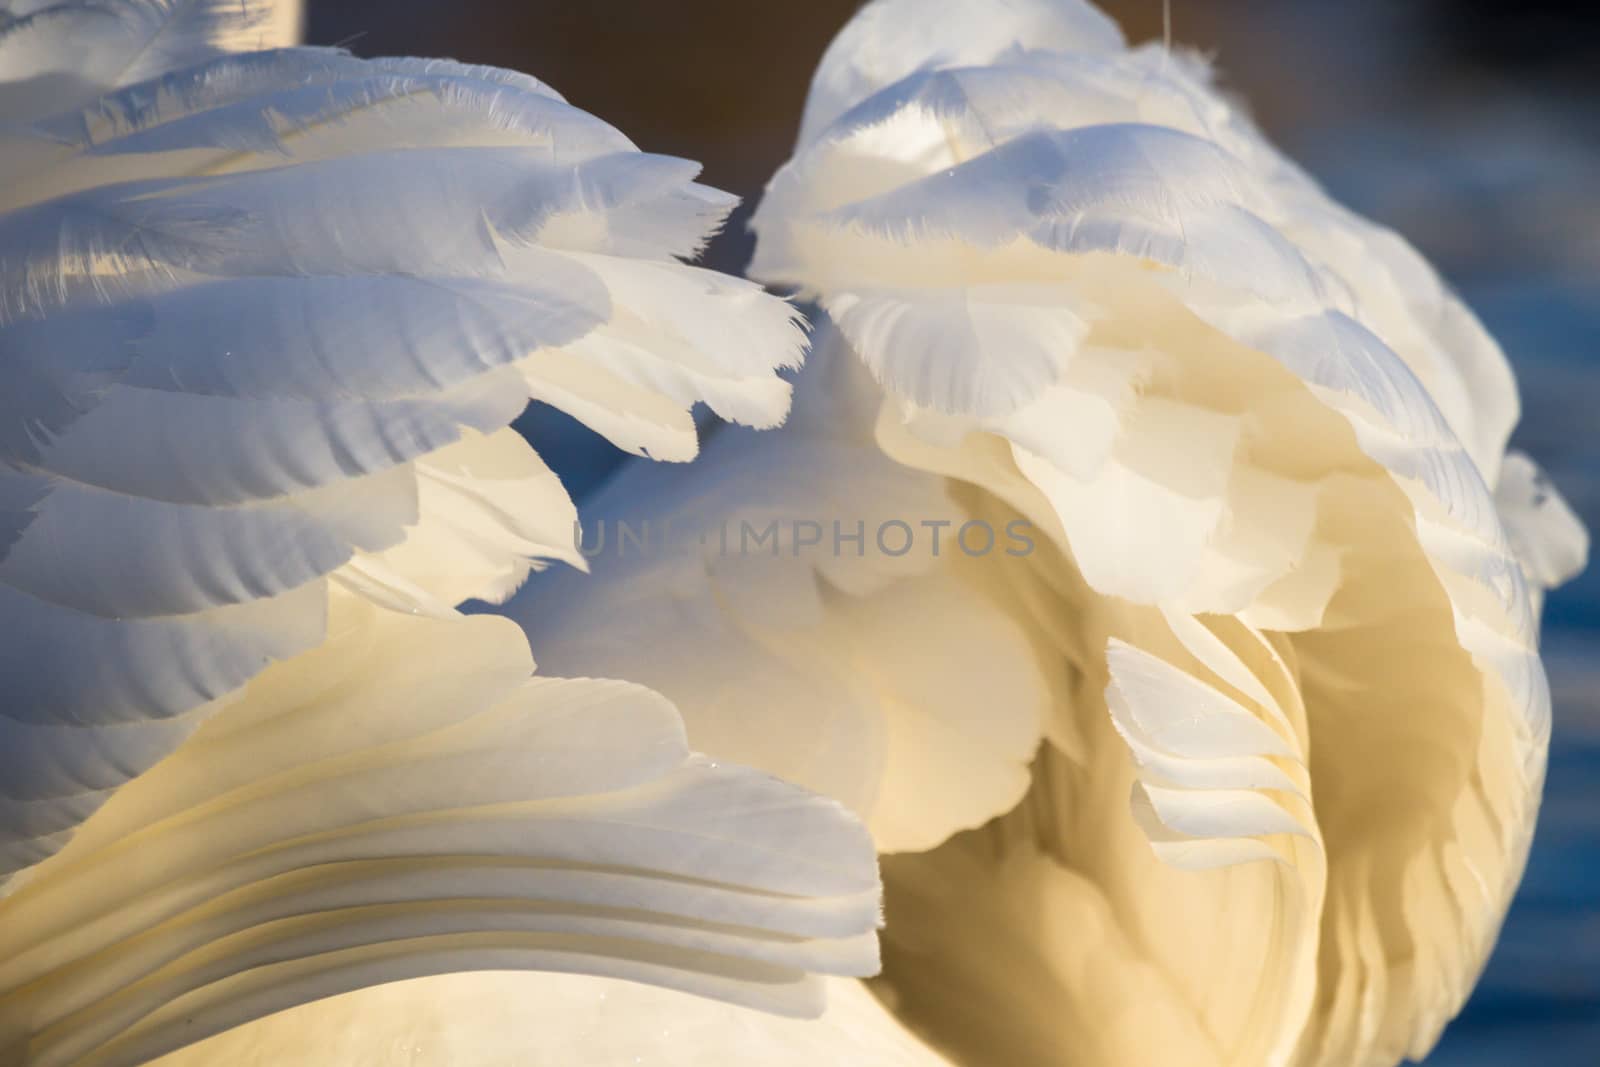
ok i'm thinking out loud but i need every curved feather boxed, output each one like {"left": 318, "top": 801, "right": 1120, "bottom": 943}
{"left": 509, "top": 341, "right": 1047, "bottom": 855}
{"left": 0, "top": 32, "right": 806, "bottom": 879}
{"left": 0, "top": 16, "right": 873, "bottom": 1059}
{"left": 0, "top": 609, "right": 880, "bottom": 1067}
{"left": 798, "top": 0, "right": 1124, "bottom": 146}
{"left": 145, "top": 974, "right": 951, "bottom": 1067}
{"left": 0, "top": 1, "right": 300, "bottom": 122}
{"left": 752, "top": 1, "right": 1588, "bottom": 1064}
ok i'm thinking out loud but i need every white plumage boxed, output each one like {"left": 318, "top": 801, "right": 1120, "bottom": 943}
{"left": 0, "top": 2, "right": 881, "bottom": 1063}
{"left": 743, "top": 2, "right": 1587, "bottom": 1064}
{"left": 1, "top": 0, "right": 1590, "bottom": 1065}
{"left": 476, "top": 1, "right": 1579, "bottom": 1065}
{"left": 152, "top": 974, "right": 953, "bottom": 1067}
{"left": 514, "top": 346, "right": 1050, "bottom": 856}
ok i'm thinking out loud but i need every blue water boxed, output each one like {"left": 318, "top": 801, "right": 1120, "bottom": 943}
{"left": 1421, "top": 288, "right": 1600, "bottom": 1065}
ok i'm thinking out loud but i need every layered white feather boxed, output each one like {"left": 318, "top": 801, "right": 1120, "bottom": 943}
{"left": 0, "top": 603, "right": 879, "bottom": 1067}
{"left": 147, "top": 974, "right": 951, "bottom": 1067}
{"left": 509, "top": 336, "right": 1047, "bottom": 856}
{"left": 0, "top": 1, "right": 302, "bottom": 121}
{"left": 751, "top": 1, "right": 1588, "bottom": 1063}
{"left": 0, "top": 12, "right": 878, "bottom": 1062}
{"left": 0, "top": 32, "right": 803, "bottom": 876}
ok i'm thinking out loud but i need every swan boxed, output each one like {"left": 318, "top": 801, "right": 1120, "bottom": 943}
{"left": 0, "top": 0, "right": 1587, "bottom": 1065}
{"left": 509, "top": 0, "right": 1582, "bottom": 1064}
{"left": 208, "top": 2, "right": 1582, "bottom": 1063}
{"left": 0, "top": 2, "right": 882, "bottom": 1064}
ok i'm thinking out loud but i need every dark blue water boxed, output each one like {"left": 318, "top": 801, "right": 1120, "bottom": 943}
{"left": 1417, "top": 279, "right": 1600, "bottom": 1067}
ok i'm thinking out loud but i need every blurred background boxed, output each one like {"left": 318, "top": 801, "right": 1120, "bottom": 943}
{"left": 306, "top": 2, "right": 1599, "bottom": 1062}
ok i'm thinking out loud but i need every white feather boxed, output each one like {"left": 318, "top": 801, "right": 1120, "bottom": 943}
{"left": 0, "top": 1, "right": 299, "bottom": 121}
{"left": 749, "top": 1, "right": 1588, "bottom": 1064}
{"left": 508, "top": 358, "right": 1048, "bottom": 856}
{"left": 0, "top": 610, "right": 879, "bottom": 1067}
{"left": 0, "top": 16, "right": 874, "bottom": 1061}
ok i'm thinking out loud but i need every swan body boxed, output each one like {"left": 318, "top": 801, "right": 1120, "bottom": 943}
{"left": 0, "top": 1, "right": 1587, "bottom": 1065}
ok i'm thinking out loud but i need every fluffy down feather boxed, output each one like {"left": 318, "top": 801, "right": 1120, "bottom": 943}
{"left": 509, "top": 337, "right": 1049, "bottom": 856}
